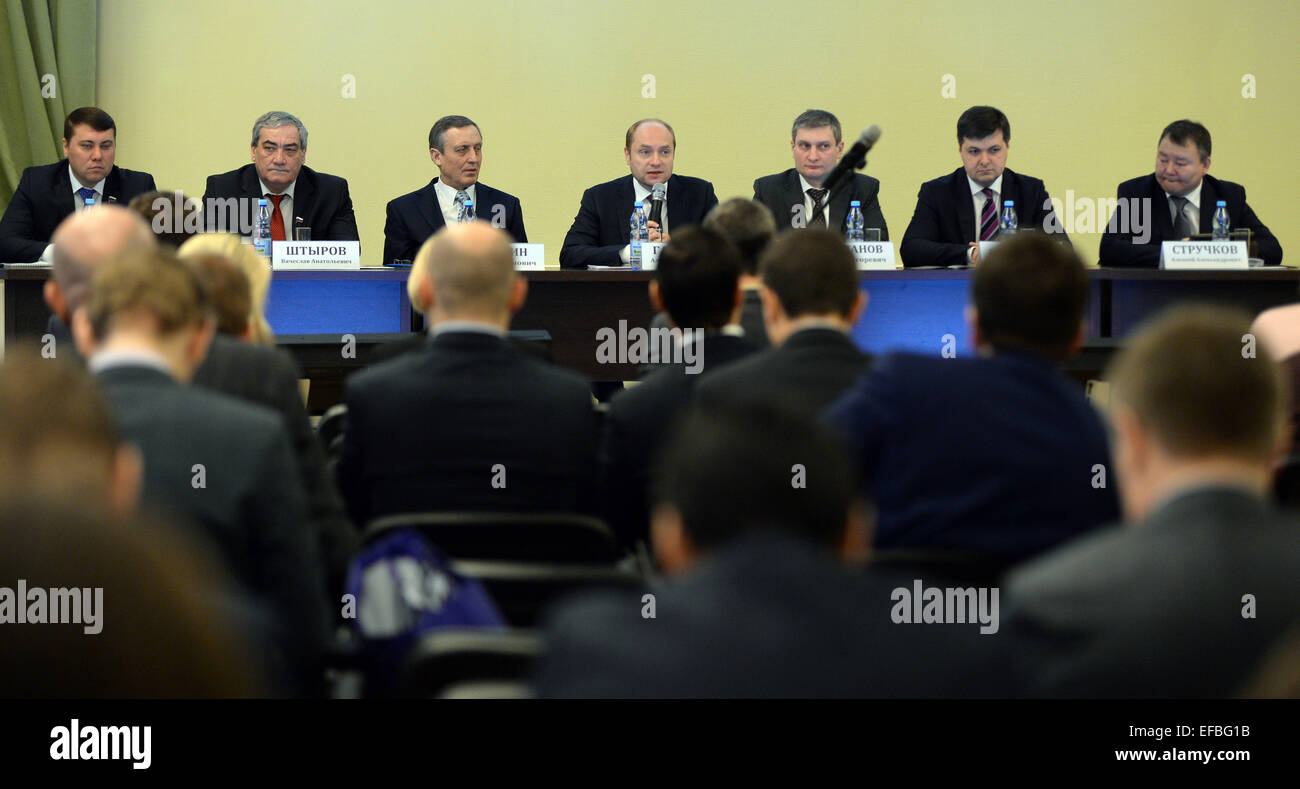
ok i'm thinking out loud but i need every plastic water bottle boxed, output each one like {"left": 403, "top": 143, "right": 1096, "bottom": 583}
{"left": 629, "top": 201, "right": 647, "bottom": 269}
{"left": 253, "top": 198, "right": 271, "bottom": 256}
{"left": 847, "top": 200, "right": 865, "bottom": 241}
{"left": 462, "top": 199, "right": 476, "bottom": 222}
{"left": 999, "top": 200, "right": 1018, "bottom": 235}
{"left": 1212, "top": 200, "right": 1230, "bottom": 240}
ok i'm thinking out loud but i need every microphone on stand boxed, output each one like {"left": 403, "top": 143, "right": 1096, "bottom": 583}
{"left": 821, "top": 125, "right": 882, "bottom": 193}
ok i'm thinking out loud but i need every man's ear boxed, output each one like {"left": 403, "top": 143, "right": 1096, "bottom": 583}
{"left": 837, "top": 499, "right": 873, "bottom": 565}
{"left": 71, "top": 306, "right": 97, "bottom": 358}
{"left": 417, "top": 274, "right": 435, "bottom": 315}
{"left": 508, "top": 274, "right": 528, "bottom": 313}
{"left": 965, "top": 305, "right": 983, "bottom": 348}
{"left": 758, "top": 284, "right": 782, "bottom": 328}
{"left": 624, "top": 147, "right": 632, "bottom": 168}
{"left": 648, "top": 279, "right": 665, "bottom": 314}
{"left": 109, "top": 444, "right": 143, "bottom": 516}
{"left": 186, "top": 320, "right": 216, "bottom": 373}
{"left": 44, "top": 280, "right": 68, "bottom": 324}
{"left": 1111, "top": 403, "right": 1148, "bottom": 475}
{"left": 847, "top": 289, "right": 868, "bottom": 326}
{"left": 650, "top": 504, "right": 696, "bottom": 575}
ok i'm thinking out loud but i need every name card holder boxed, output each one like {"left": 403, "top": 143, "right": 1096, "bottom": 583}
{"left": 849, "top": 241, "right": 897, "bottom": 270}
{"left": 640, "top": 242, "right": 666, "bottom": 271}
{"left": 271, "top": 241, "right": 361, "bottom": 270}
{"left": 1160, "top": 241, "right": 1249, "bottom": 270}
{"left": 511, "top": 243, "right": 545, "bottom": 270}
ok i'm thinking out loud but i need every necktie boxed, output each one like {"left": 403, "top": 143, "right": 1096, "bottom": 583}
{"left": 979, "top": 188, "right": 998, "bottom": 241}
{"left": 76, "top": 187, "right": 97, "bottom": 207}
{"left": 806, "top": 188, "right": 828, "bottom": 227}
{"left": 1171, "top": 196, "right": 1195, "bottom": 238}
{"left": 267, "top": 194, "right": 286, "bottom": 242}
{"left": 455, "top": 190, "right": 471, "bottom": 223}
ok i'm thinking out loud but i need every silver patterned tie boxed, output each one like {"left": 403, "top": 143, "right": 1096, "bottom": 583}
{"left": 455, "top": 190, "right": 470, "bottom": 223}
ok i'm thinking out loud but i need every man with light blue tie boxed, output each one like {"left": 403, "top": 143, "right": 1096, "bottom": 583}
{"left": 0, "top": 107, "right": 156, "bottom": 263}
{"left": 383, "top": 115, "right": 527, "bottom": 265}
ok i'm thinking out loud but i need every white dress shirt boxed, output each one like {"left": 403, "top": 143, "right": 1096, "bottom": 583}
{"left": 619, "top": 179, "right": 668, "bottom": 264}
{"left": 798, "top": 173, "right": 831, "bottom": 226}
{"left": 259, "top": 178, "right": 297, "bottom": 235}
{"left": 433, "top": 179, "right": 477, "bottom": 227}
{"left": 1164, "top": 180, "right": 1203, "bottom": 235}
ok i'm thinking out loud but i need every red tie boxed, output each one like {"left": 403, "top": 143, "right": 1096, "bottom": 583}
{"left": 268, "top": 194, "right": 286, "bottom": 242}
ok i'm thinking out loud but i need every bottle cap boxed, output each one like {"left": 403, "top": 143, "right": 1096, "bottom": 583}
{"left": 850, "top": 200, "right": 860, "bottom": 207}
{"left": 1004, "top": 200, "right": 1015, "bottom": 206}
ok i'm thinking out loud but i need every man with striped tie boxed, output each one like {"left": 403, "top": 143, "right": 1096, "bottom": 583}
{"left": 900, "top": 106, "right": 1067, "bottom": 268}
{"left": 0, "top": 107, "right": 156, "bottom": 263}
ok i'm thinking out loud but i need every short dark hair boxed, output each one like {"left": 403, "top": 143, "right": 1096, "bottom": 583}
{"left": 759, "top": 229, "right": 858, "bottom": 319}
{"left": 792, "top": 109, "right": 842, "bottom": 144}
{"left": 429, "top": 115, "right": 480, "bottom": 151}
{"left": 128, "top": 190, "right": 201, "bottom": 249}
{"left": 1107, "top": 305, "right": 1285, "bottom": 462}
{"left": 703, "top": 199, "right": 776, "bottom": 276}
{"left": 1160, "top": 119, "right": 1212, "bottom": 162}
{"left": 63, "top": 107, "right": 115, "bottom": 142}
{"left": 653, "top": 401, "right": 859, "bottom": 552}
{"left": 972, "top": 232, "right": 1087, "bottom": 362}
{"left": 957, "top": 105, "right": 1010, "bottom": 144}
{"left": 625, "top": 119, "right": 676, "bottom": 150}
{"left": 655, "top": 225, "right": 742, "bottom": 330}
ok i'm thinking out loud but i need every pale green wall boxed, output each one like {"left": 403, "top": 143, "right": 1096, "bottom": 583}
{"left": 98, "top": 0, "right": 1299, "bottom": 266}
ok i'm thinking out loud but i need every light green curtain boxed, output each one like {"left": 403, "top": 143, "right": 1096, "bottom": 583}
{"left": 0, "top": 0, "right": 96, "bottom": 213}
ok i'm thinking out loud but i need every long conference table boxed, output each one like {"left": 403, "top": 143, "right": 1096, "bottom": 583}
{"left": 4, "top": 265, "right": 1298, "bottom": 409}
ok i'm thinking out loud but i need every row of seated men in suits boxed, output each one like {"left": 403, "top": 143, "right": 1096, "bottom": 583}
{"left": 5, "top": 191, "right": 1298, "bottom": 698}
{"left": 0, "top": 105, "right": 1283, "bottom": 268}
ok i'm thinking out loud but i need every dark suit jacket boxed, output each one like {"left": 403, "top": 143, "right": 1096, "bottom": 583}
{"left": 1006, "top": 487, "right": 1300, "bottom": 697}
{"left": 900, "top": 167, "right": 1066, "bottom": 267}
{"left": 752, "top": 169, "right": 888, "bottom": 238}
{"left": 696, "top": 327, "right": 871, "bottom": 415}
{"left": 193, "top": 335, "right": 359, "bottom": 599}
{"left": 1098, "top": 173, "right": 1283, "bottom": 267}
{"left": 0, "top": 160, "right": 156, "bottom": 262}
{"left": 95, "top": 364, "right": 329, "bottom": 687}
{"left": 825, "top": 349, "right": 1119, "bottom": 561}
{"left": 202, "top": 163, "right": 359, "bottom": 243}
{"left": 643, "top": 290, "right": 768, "bottom": 377}
{"left": 535, "top": 533, "right": 1017, "bottom": 698}
{"left": 599, "top": 333, "right": 758, "bottom": 547}
{"left": 337, "top": 331, "right": 598, "bottom": 526}
{"left": 559, "top": 174, "right": 719, "bottom": 269}
{"left": 383, "top": 179, "right": 526, "bottom": 265}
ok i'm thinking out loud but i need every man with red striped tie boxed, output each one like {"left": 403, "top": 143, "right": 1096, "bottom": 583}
{"left": 900, "top": 106, "right": 1067, "bottom": 268}
{"left": 203, "top": 111, "right": 359, "bottom": 244}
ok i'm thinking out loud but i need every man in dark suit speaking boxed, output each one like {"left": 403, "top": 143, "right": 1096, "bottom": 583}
{"left": 752, "top": 109, "right": 887, "bottom": 237}
{"left": 383, "top": 115, "right": 526, "bottom": 265}
{"left": 901, "top": 105, "right": 1066, "bottom": 267}
{"left": 1099, "top": 119, "right": 1282, "bottom": 267}
{"left": 559, "top": 119, "right": 718, "bottom": 268}
{"left": 203, "top": 111, "right": 359, "bottom": 244}
{"left": 0, "top": 107, "right": 156, "bottom": 263}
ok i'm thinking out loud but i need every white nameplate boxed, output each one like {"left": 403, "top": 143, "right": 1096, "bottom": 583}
{"left": 640, "top": 242, "right": 666, "bottom": 271}
{"left": 1160, "top": 240, "right": 1249, "bottom": 270}
{"left": 511, "top": 243, "right": 545, "bottom": 270}
{"left": 849, "top": 241, "right": 897, "bottom": 270}
{"left": 271, "top": 241, "right": 361, "bottom": 270}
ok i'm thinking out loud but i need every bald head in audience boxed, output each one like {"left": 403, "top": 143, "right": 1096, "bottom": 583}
{"left": 45, "top": 205, "right": 157, "bottom": 328}
{"left": 407, "top": 221, "right": 526, "bottom": 328}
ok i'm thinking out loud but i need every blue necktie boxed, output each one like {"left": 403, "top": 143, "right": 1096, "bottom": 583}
{"left": 77, "top": 187, "right": 97, "bottom": 206}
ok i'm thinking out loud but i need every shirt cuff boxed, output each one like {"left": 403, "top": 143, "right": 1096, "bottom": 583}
{"left": 40, "top": 244, "right": 54, "bottom": 262}
{"left": 619, "top": 245, "right": 631, "bottom": 264}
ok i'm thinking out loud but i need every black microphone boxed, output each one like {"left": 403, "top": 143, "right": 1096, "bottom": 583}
{"left": 821, "top": 125, "right": 882, "bottom": 193}
{"left": 647, "top": 183, "right": 666, "bottom": 226}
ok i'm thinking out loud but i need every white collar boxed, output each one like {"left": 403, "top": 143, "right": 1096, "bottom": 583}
{"left": 633, "top": 179, "right": 667, "bottom": 203}
{"left": 968, "top": 173, "right": 1004, "bottom": 196}
{"left": 258, "top": 178, "right": 296, "bottom": 200}
{"left": 1164, "top": 179, "right": 1204, "bottom": 209}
